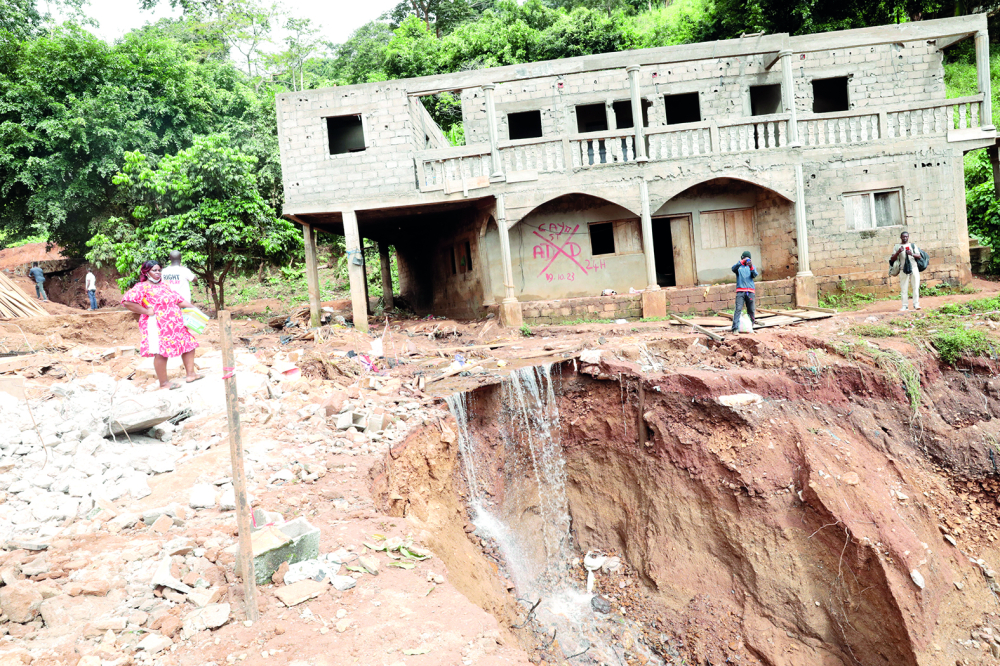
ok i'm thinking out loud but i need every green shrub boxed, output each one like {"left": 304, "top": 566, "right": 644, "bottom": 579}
{"left": 933, "top": 329, "right": 994, "bottom": 365}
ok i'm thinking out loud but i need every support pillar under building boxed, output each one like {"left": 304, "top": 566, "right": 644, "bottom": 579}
{"left": 301, "top": 221, "right": 322, "bottom": 328}
{"left": 342, "top": 210, "right": 369, "bottom": 334}
{"left": 793, "top": 162, "right": 817, "bottom": 307}
{"left": 378, "top": 241, "right": 394, "bottom": 311}
{"left": 637, "top": 178, "right": 666, "bottom": 319}
{"left": 496, "top": 194, "right": 523, "bottom": 328}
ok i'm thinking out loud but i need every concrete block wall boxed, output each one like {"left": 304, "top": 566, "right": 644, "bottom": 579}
{"left": 522, "top": 294, "right": 642, "bottom": 325}
{"left": 520, "top": 279, "right": 796, "bottom": 324}
{"left": 802, "top": 145, "right": 964, "bottom": 285}
{"left": 462, "top": 41, "right": 944, "bottom": 145}
{"left": 754, "top": 188, "right": 798, "bottom": 279}
{"left": 277, "top": 85, "right": 423, "bottom": 211}
{"left": 662, "top": 279, "right": 795, "bottom": 314}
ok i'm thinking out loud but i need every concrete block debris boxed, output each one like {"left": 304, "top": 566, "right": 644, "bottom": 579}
{"left": 230, "top": 517, "right": 320, "bottom": 585}
{"left": 275, "top": 579, "right": 327, "bottom": 607}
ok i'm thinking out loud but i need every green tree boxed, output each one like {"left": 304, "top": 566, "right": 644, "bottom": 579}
{"left": 325, "top": 21, "right": 394, "bottom": 85}
{"left": 86, "top": 134, "right": 301, "bottom": 309}
{"left": 0, "top": 22, "right": 274, "bottom": 252}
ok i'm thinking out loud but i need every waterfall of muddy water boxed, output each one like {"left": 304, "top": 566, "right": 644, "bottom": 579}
{"left": 447, "top": 365, "right": 663, "bottom": 665}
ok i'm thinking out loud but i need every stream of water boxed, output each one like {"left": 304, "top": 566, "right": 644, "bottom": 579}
{"left": 446, "top": 364, "right": 663, "bottom": 664}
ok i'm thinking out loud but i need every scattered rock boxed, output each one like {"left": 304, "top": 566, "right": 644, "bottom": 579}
{"left": 272, "top": 561, "right": 289, "bottom": 585}
{"left": 274, "top": 579, "right": 327, "bottom": 607}
{"left": 358, "top": 555, "right": 379, "bottom": 576}
{"left": 0, "top": 583, "right": 43, "bottom": 623}
{"left": 842, "top": 472, "right": 860, "bottom": 486}
{"left": 335, "top": 618, "right": 352, "bottom": 633}
{"left": 189, "top": 484, "right": 217, "bottom": 509}
{"left": 591, "top": 595, "right": 612, "bottom": 614}
{"left": 331, "top": 576, "right": 357, "bottom": 591}
{"left": 910, "top": 569, "right": 925, "bottom": 590}
{"left": 137, "top": 633, "right": 173, "bottom": 653}
{"left": 182, "top": 602, "right": 231, "bottom": 638}
{"left": 151, "top": 514, "right": 173, "bottom": 534}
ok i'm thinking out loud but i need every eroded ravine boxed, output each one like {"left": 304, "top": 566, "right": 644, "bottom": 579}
{"left": 372, "top": 339, "right": 1000, "bottom": 666}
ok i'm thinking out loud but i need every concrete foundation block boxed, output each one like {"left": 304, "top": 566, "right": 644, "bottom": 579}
{"left": 794, "top": 274, "right": 818, "bottom": 307}
{"left": 336, "top": 412, "right": 367, "bottom": 431}
{"left": 641, "top": 291, "right": 666, "bottom": 319}
{"left": 499, "top": 301, "right": 523, "bottom": 328}
{"left": 240, "top": 517, "right": 321, "bottom": 585}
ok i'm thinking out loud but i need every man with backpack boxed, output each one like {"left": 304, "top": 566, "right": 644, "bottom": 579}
{"left": 890, "top": 231, "right": 926, "bottom": 311}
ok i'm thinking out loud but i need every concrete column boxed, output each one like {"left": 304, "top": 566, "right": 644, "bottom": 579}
{"left": 342, "top": 210, "right": 369, "bottom": 334}
{"left": 483, "top": 84, "right": 504, "bottom": 178}
{"left": 779, "top": 50, "right": 800, "bottom": 146}
{"left": 639, "top": 179, "right": 658, "bottom": 290}
{"left": 496, "top": 194, "right": 522, "bottom": 328}
{"left": 360, "top": 238, "right": 372, "bottom": 316}
{"left": 638, "top": 178, "right": 666, "bottom": 318}
{"left": 976, "top": 31, "right": 995, "bottom": 130}
{"left": 301, "top": 222, "right": 321, "bottom": 328}
{"left": 793, "top": 163, "right": 817, "bottom": 307}
{"left": 378, "top": 241, "right": 394, "bottom": 311}
{"left": 626, "top": 65, "right": 648, "bottom": 161}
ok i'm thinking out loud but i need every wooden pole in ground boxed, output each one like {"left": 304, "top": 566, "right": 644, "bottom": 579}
{"left": 301, "top": 222, "right": 322, "bottom": 329}
{"left": 218, "top": 311, "right": 260, "bottom": 622}
{"left": 378, "top": 241, "right": 394, "bottom": 311}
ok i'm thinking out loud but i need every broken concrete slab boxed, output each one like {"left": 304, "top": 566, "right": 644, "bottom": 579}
{"left": 231, "top": 518, "right": 320, "bottom": 585}
{"left": 181, "top": 602, "right": 230, "bottom": 638}
{"left": 150, "top": 558, "right": 193, "bottom": 594}
{"left": 189, "top": 484, "right": 216, "bottom": 509}
{"left": 108, "top": 391, "right": 190, "bottom": 435}
{"left": 137, "top": 633, "right": 173, "bottom": 653}
{"left": 274, "top": 579, "right": 327, "bottom": 607}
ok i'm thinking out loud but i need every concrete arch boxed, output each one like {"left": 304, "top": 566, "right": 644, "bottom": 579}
{"left": 649, "top": 172, "right": 794, "bottom": 216}
{"left": 507, "top": 188, "right": 642, "bottom": 229}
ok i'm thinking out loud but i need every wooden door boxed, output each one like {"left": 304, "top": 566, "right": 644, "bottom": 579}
{"left": 670, "top": 216, "right": 696, "bottom": 287}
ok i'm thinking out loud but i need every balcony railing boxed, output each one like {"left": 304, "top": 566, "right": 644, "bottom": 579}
{"left": 413, "top": 95, "right": 987, "bottom": 194}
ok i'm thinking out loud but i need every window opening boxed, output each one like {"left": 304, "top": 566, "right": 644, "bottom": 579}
{"left": 450, "top": 246, "right": 457, "bottom": 275}
{"left": 508, "top": 110, "right": 543, "bottom": 140}
{"left": 844, "top": 189, "right": 903, "bottom": 230}
{"left": 812, "top": 77, "right": 849, "bottom": 113}
{"left": 463, "top": 241, "right": 473, "bottom": 272}
{"left": 576, "top": 103, "right": 608, "bottom": 133}
{"left": 749, "top": 84, "right": 782, "bottom": 116}
{"left": 664, "top": 92, "right": 701, "bottom": 125}
{"left": 612, "top": 100, "right": 651, "bottom": 129}
{"left": 590, "top": 222, "right": 616, "bottom": 256}
{"left": 326, "top": 115, "right": 366, "bottom": 155}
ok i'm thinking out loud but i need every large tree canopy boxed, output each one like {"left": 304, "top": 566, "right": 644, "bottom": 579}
{"left": 0, "top": 23, "right": 275, "bottom": 253}
{"left": 87, "top": 134, "right": 301, "bottom": 310}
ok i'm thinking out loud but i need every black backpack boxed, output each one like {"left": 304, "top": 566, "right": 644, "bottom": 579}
{"left": 915, "top": 249, "right": 929, "bottom": 272}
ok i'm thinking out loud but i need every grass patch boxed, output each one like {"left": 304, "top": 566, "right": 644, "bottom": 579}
{"left": 932, "top": 328, "right": 995, "bottom": 365}
{"left": 834, "top": 341, "right": 921, "bottom": 413}
{"left": 819, "top": 280, "right": 878, "bottom": 310}
{"left": 847, "top": 323, "right": 896, "bottom": 338}
{"left": 920, "top": 282, "right": 978, "bottom": 298}
{"left": 520, "top": 324, "right": 533, "bottom": 337}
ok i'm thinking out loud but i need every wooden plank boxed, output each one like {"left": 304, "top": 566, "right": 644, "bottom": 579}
{"left": 724, "top": 211, "right": 737, "bottom": 248}
{"left": 301, "top": 222, "right": 321, "bottom": 328}
{"left": 0, "top": 354, "right": 47, "bottom": 374}
{"left": 668, "top": 317, "right": 732, "bottom": 326}
{"left": 219, "top": 311, "right": 260, "bottom": 622}
{"left": 613, "top": 219, "right": 643, "bottom": 255}
{"left": 799, "top": 305, "right": 837, "bottom": 314}
{"left": 669, "top": 312, "right": 723, "bottom": 341}
{"left": 733, "top": 208, "right": 755, "bottom": 247}
{"left": 935, "top": 33, "right": 974, "bottom": 51}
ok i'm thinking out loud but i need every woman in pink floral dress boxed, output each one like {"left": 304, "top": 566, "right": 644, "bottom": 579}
{"left": 122, "top": 260, "right": 203, "bottom": 389}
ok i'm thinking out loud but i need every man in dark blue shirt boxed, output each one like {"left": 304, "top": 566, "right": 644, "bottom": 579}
{"left": 27, "top": 262, "right": 47, "bottom": 301}
{"left": 731, "top": 251, "right": 757, "bottom": 333}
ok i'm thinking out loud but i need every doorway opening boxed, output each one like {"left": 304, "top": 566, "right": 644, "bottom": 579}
{"left": 652, "top": 217, "right": 675, "bottom": 287}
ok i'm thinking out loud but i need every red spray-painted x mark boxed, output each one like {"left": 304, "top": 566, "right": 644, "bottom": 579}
{"left": 532, "top": 226, "right": 588, "bottom": 276}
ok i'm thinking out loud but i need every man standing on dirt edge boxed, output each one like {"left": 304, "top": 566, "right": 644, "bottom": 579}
{"left": 28, "top": 262, "right": 46, "bottom": 301}
{"left": 162, "top": 251, "right": 197, "bottom": 305}
{"left": 890, "top": 231, "right": 921, "bottom": 311}
{"left": 731, "top": 251, "right": 757, "bottom": 334}
{"left": 86, "top": 268, "right": 97, "bottom": 310}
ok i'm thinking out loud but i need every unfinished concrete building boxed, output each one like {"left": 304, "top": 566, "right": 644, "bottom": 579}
{"left": 277, "top": 14, "right": 996, "bottom": 330}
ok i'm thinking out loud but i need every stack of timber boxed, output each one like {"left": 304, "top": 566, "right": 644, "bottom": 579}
{"left": 0, "top": 272, "right": 48, "bottom": 319}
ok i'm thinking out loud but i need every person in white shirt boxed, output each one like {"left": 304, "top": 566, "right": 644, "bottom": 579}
{"left": 161, "top": 251, "right": 197, "bottom": 305}
{"left": 889, "top": 231, "right": 921, "bottom": 311}
{"left": 85, "top": 269, "right": 97, "bottom": 310}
